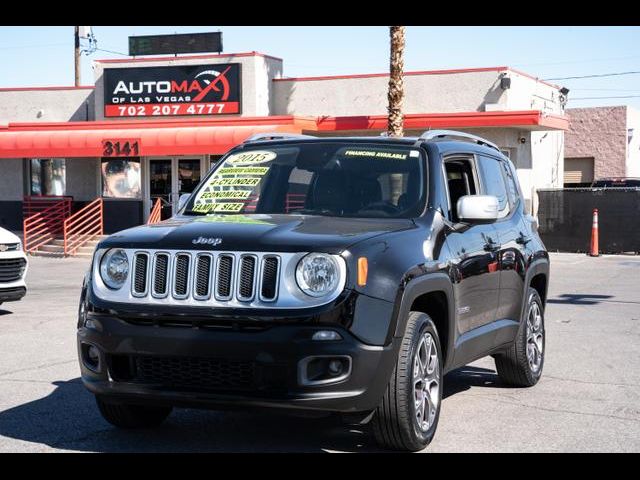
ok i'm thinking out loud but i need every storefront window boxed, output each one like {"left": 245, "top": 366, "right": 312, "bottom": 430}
{"left": 30, "top": 159, "right": 66, "bottom": 196}
{"left": 101, "top": 158, "right": 141, "bottom": 199}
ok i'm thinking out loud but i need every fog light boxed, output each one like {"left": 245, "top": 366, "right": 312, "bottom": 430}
{"left": 328, "top": 359, "right": 343, "bottom": 376}
{"left": 298, "top": 355, "right": 352, "bottom": 386}
{"left": 82, "top": 343, "right": 101, "bottom": 372}
{"left": 87, "top": 345, "right": 99, "bottom": 365}
{"left": 312, "top": 330, "right": 342, "bottom": 341}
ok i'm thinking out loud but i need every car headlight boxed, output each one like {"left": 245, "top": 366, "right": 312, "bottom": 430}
{"left": 99, "top": 249, "right": 129, "bottom": 290}
{"left": 295, "top": 253, "right": 341, "bottom": 297}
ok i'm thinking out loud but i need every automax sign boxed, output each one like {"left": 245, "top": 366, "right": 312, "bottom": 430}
{"left": 103, "top": 63, "right": 241, "bottom": 117}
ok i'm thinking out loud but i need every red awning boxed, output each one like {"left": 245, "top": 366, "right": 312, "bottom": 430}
{"left": 0, "top": 110, "right": 567, "bottom": 159}
{"left": 0, "top": 117, "right": 312, "bottom": 158}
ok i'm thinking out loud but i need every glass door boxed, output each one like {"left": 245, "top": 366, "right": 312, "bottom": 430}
{"left": 147, "top": 158, "right": 204, "bottom": 220}
{"left": 175, "top": 159, "right": 202, "bottom": 211}
{"left": 149, "top": 159, "right": 173, "bottom": 220}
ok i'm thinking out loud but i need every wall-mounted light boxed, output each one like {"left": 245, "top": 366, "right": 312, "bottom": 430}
{"left": 500, "top": 76, "right": 511, "bottom": 90}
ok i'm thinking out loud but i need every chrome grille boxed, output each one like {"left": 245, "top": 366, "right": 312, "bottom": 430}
{"left": 215, "top": 255, "right": 234, "bottom": 300}
{"left": 173, "top": 254, "right": 191, "bottom": 298}
{"left": 125, "top": 251, "right": 285, "bottom": 305}
{"left": 0, "top": 258, "right": 26, "bottom": 283}
{"left": 152, "top": 253, "right": 169, "bottom": 297}
{"left": 132, "top": 253, "right": 149, "bottom": 296}
{"left": 237, "top": 255, "right": 257, "bottom": 301}
{"left": 260, "top": 256, "right": 280, "bottom": 302}
{"left": 194, "top": 254, "right": 213, "bottom": 300}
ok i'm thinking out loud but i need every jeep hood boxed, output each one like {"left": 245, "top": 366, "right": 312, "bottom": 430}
{"left": 99, "top": 214, "right": 416, "bottom": 253}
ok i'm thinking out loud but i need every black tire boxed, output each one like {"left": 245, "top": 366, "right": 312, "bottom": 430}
{"left": 96, "top": 396, "right": 172, "bottom": 429}
{"left": 494, "top": 288, "right": 545, "bottom": 387}
{"left": 370, "top": 311, "right": 443, "bottom": 451}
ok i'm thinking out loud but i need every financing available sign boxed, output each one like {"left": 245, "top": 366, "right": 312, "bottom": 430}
{"left": 103, "top": 63, "right": 241, "bottom": 117}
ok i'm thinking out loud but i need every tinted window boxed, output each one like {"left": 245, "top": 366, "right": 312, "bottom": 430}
{"left": 184, "top": 142, "right": 425, "bottom": 218}
{"left": 478, "top": 156, "right": 509, "bottom": 216}
{"left": 500, "top": 160, "right": 520, "bottom": 206}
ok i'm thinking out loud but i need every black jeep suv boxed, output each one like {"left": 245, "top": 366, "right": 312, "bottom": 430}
{"left": 77, "top": 130, "right": 548, "bottom": 451}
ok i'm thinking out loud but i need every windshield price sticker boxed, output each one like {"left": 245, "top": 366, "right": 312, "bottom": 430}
{"left": 343, "top": 149, "right": 408, "bottom": 160}
{"left": 191, "top": 202, "right": 245, "bottom": 213}
{"left": 209, "top": 178, "right": 262, "bottom": 187}
{"left": 226, "top": 150, "right": 277, "bottom": 166}
{"left": 218, "top": 167, "right": 270, "bottom": 176}
{"left": 199, "top": 191, "right": 252, "bottom": 200}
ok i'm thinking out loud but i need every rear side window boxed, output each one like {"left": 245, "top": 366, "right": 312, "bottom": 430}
{"left": 501, "top": 160, "right": 521, "bottom": 207}
{"left": 477, "top": 155, "right": 509, "bottom": 217}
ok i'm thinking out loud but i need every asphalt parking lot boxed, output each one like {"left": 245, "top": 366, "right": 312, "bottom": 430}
{"left": 0, "top": 253, "right": 638, "bottom": 452}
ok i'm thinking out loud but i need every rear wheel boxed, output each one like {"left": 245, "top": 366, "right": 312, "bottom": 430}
{"left": 494, "top": 288, "right": 545, "bottom": 387}
{"left": 371, "top": 311, "right": 442, "bottom": 451}
{"left": 96, "top": 396, "right": 172, "bottom": 429}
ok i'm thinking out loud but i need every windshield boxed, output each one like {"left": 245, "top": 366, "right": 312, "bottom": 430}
{"left": 184, "top": 142, "right": 426, "bottom": 218}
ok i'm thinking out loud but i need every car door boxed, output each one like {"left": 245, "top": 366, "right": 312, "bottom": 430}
{"left": 443, "top": 155, "right": 501, "bottom": 334}
{"left": 476, "top": 154, "right": 527, "bottom": 322}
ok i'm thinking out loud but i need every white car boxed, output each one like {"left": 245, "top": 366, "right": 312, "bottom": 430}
{"left": 0, "top": 227, "right": 28, "bottom": 306}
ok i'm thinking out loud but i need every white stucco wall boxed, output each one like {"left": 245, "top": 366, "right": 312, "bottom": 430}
{"left": 93, "top": 53, "right": 283, "bottom": 120}
{"left": 627, "top": 106, "right": 640, "bottom": 177}
{"left": 0, "top": 158, "right": 23, "bottom": 200}
{"left": 273, "top": 70, "right": 508, "bottom": 116}
{"left": 65, "top": 157, "right": 100, "bottom": 201}
{"left": 0, "top": 88, "right": 94, "bottom": 124}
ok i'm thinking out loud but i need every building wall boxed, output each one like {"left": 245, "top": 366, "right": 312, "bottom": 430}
{"left": 565, "top": 106, "right": 627, "bottom": 180}
{"left": 272, "top": 68, "right": 564, "bottom": 117}
{"left": 0, "top": 88, "right": 94, "bottom": 124}
{"left": 93, "top": 53, "right": 283, "bottom": 120}
{"left": 627, "top": 106, "right": 640, "bottom": 177}
{"left": 505, "top": 71, "right": 564, "bottom": 115}
{"left": 273, "top": 70, "right": 507, "bottom": 116}
{"left": 65, "top": 158, "right": 100, "bottom": 201}
{"left": 0, "top": 158, "right": 24, "bottom": 231}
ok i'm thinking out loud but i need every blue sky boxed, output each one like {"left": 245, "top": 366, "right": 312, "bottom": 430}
{"left": 1, "top": 26, "right": 640, "bottom": 109}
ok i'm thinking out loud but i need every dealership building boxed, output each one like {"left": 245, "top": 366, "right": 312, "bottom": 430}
{"left": 0, "top": 50, "right": 569, "bottom": 242}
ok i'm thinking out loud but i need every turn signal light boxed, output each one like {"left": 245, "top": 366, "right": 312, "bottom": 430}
{"left": 357, "top": 257, "right": 368, "bottom": 287}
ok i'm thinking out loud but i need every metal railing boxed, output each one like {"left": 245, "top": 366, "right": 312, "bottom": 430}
{"left": 22, "top": 196, "right": 72, "bottom": 253}
{"left": 63, "top": 198, "right": 104, "bottom": 256}
{"left": 147, "top": 198, "right": 163, "bottom": 224}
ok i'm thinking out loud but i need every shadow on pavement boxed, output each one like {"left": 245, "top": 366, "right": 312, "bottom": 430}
{"left": 0, "top": 308, "right": 13, "bottom": 316}
{"left": 0, "top": 367, "right": 504, "bottom": 452}
{"left": 547, "top": 293, "right": 613, "bottom": 305}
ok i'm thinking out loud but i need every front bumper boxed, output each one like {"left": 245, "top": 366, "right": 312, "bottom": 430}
{"left": 78, "top": 312, "right": 399, "bottom": 413}
{"left": 0, "top": 286, "right": 26, "bottom": 303}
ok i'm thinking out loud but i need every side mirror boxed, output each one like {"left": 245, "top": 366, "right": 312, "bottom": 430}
{"left": 457, "top": 195, "right": 499, "bottom": 223}
{"left": 177, "top": 193, "right": 191, "bottom": 212}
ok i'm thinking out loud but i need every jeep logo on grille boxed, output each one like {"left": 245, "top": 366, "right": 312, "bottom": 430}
{"left": 192, "top": 237, "right": 222, "bottom": 246}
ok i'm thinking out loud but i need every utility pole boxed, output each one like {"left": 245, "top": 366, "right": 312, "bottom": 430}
{"left": 74, "top": 26, "right": 81, "bottom": 86}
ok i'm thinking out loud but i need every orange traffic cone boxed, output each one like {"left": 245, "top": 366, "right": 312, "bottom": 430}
{"left": 588, "top": 208, "right": 600, "bottom": 257}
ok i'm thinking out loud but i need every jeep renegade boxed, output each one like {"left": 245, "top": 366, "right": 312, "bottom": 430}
{"left": 77, "top": 130, "right": 549, "bottom": 451}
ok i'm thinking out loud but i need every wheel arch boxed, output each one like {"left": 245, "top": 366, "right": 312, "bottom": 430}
{"left": 391, "top": 273, "right": 456, "bottom": 371}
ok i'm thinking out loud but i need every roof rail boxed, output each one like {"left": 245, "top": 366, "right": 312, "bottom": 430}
{"left": 417, "top": 129, "right": 500, "bottom": 152}
{"left": 243, "top": 132, "right": 316, "bottom": 143}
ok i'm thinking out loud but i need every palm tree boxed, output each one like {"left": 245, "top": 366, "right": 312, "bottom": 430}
{"left": 387, "top": 26, "right": 406, "bottom": 202}
{"left": 387, "top": 26, "right": 405, "bottom": 137}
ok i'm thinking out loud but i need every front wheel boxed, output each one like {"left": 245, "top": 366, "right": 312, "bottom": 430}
{"left": 370, "top": 311, "right": 443, "bottom": 451}
{"left": 494, "top": 288, "right": 545, "bottom": 387}
{"left": 96, "top": 396, "right": 172, "bottom": 429}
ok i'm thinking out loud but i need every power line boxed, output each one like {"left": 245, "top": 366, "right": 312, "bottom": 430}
{"left": 570, "top": 95, "right": 640, "bottom": 100}
{"left": 94, "top": 47, "right": 128, "bottom": 56}
{"left": 544, "top": 70, "right": 640, "bottom": 80}
{"left": 513, "top": 54, "right": 640, "bottom": 68}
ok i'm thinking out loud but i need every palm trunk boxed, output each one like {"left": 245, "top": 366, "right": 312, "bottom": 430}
{"left": 387, "top": 26, "right": 406, "bottom": 202}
